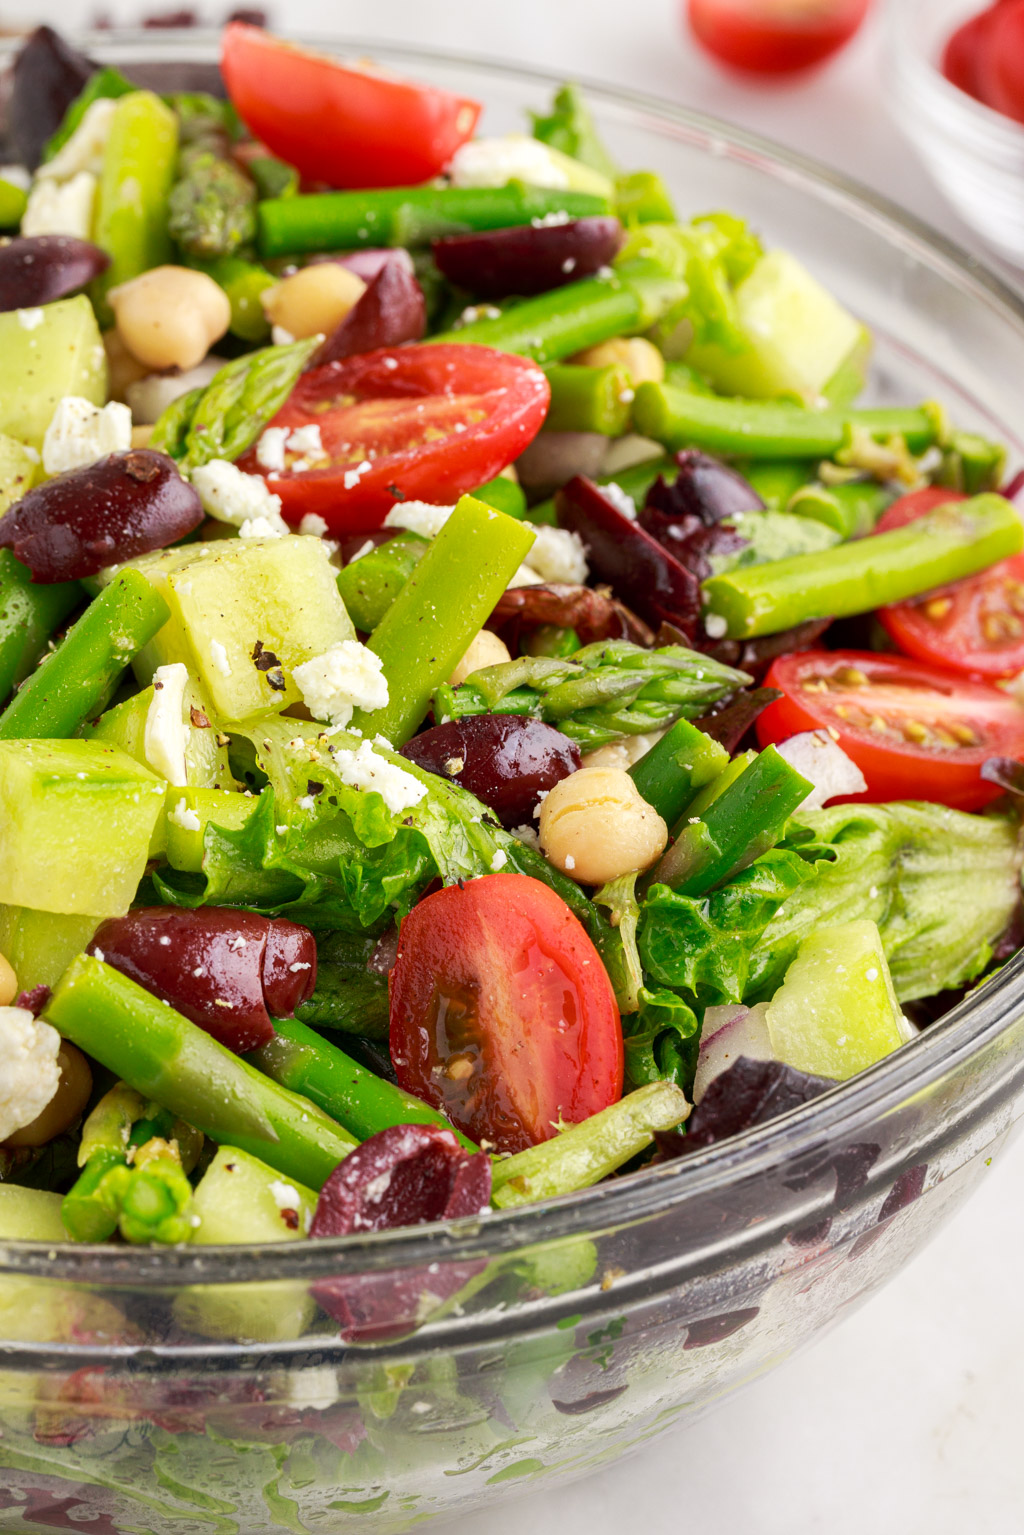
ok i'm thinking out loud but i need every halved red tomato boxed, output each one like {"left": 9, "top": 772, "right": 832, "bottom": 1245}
{"left": 876, "top": 488, "right": 1024, "bottom": 679}
{"left": 686, "top": 0, "right": 870, "bottom": 73}
{"left": 238, "top": 345, "right": 550, "bottom": 533}
{"left": 757, "top": 650, "right": 1024, "bottom": 810}
{"left": 220, "top": 24, "right": 481, "bottom": 188}
{"left": 389, "top": 874, "right": 623, "bottom": 1154}
{"left": 976, "top": 0, "right": 1024, "bottom": 124}
{"left": 941, "top": 7, "right": 998, "bottom": 99}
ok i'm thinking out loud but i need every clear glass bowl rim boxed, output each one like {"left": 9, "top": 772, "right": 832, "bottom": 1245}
{"left": 2, "top": 28, "right": 1024, "bottom": 1285}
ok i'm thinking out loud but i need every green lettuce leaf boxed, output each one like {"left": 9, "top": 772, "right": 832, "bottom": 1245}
{"left": 530, "top": 83, "right": 618, "bottom": 181}
{"left": 618, "top": 212, "right": 764, "bottom": 353}
{"left": 623, "top": 986, "right": 700, "bottom": 1094}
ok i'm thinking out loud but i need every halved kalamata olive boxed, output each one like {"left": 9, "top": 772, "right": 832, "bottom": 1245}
{"left": 432, "top": 217, "right": 625, "bottom": 299}
{"left": 88, "top": 908, "right": 317, "bottom": 1054}
{"left": 490, "top": 582, "right": 654, "bottom": 649}
{"left": 9, "top": 27, "right": 96, "bottom": 169}
{"left": 310, "top": 1124, "right": 491, "bottom": 1340}
{"left": 556, "top": 475, "right": 702, "bottom": 639}
{"left": 400, "top": 715, "right": 581, "bottom": 828}
{"left": 0, "top": 451, "right": 203, "bottom": 583}
{"left": 311, "top": 258, "right": 427, "bottom": 368}
{"left": 0, "top": 237, "right": 111, "bottom": 314}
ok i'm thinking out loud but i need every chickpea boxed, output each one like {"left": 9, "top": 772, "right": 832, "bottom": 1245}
{"left": 0, "top": 950, "right": 16, "bottom": 1007}
{"left": 449, "top": 629, "right": 512, "bottom": 687}
{"left": 539, "top": 766, "right": 668, "bottom": 885}
{"left": 5, "top": 1042, "right": 93, "bottom": 1149}
{"left": 261, "top": 263, "right": 366, "bottom": 342}
{"left": 131, "top": 424, "right": 154, "bottom": 450}
{"left": 109, "top": 266, "right": 232, "bottom": 373}
{"left": 571, "top": 336, "right": 665, "bottom": 387}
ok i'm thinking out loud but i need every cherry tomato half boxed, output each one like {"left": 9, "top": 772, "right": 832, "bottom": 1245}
{"left": 757, "top": 650, "right": 1024, "bottom": 809}
{"left": 220, "top": 24, "right": 481, "bottom": 189}
{"left": 389, "top": 874, "right": 623, "bottom": 1154}
{"left": 686, "top": 0, "right": 870, "bottom": 73}
{"left": 239, "top": 344, "right": 550, "bottom": 533}
{"left": 876, "top": 488, "right": 1024, "bottom": 679}
{"left": 941, "top": 7, "right": 997, "bottom": 99}
{"left": 976, "top": 0, "right": 1024, "bottom": 124}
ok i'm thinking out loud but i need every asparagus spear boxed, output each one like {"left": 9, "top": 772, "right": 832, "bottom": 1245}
{"left": 787, "top": 479, "right": 892, "bottom": 538}
{"left": 91, "top": 91, "right": 179, "bottom": 325}
{"left": 544, "top": 362, "right": 633, "bottom": 436}
{"left": 0, "top": 550, "right": 82, "bottom": 703}
{"left": 258, "top": 183, "right": 612, "bottom": 257}
{"left": 168, "top": 146, "right": 258, "bottom": 260}
{"left": 351, "top": 496, "right": 536, "bottom": 745}
{"left": 702, "top": 492, "right": 1024, "bottom": 639}
{"left": 95, "top": 1139, "right": 196, "bottom": 1246}
{"left": 0, "top": 570, "right": 168, "bottom": 740}
{"left": 47, "top": 955, "right": 358, "bottom": 1190}
{"left": 251, "top": 1018, "right": 479, "bottom": 1152}
{"left": 628, "top": 716, "right": 728, "bottom": 825}
{"left": 335, "top": 531, "right": 428, "bottom": 634}
{"left": 491, "top": 1082, "right": 690, "bottom": 1209}
{"left": 472, "top": 474, "right": 528, "bottom": 518}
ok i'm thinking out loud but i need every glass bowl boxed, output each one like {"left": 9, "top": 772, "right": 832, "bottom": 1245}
{"left": 3, "top": 30, "right": 1024, "bottom": 1535}
{"left": 884, "top": 0, "right": 1024, "bottom": 265}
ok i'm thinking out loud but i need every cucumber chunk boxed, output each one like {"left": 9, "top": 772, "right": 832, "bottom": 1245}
{"left": 0, "top": 295, "right": 107, "bottom": 449}
{"left": 163, "top": 786, "right": 258, "bottom": 872}
{"left": 0, "top": 433, "right": 40, "bottom": 514}
{"left": 0, "top": 1186, "right": 69, "bottom": 1242}
{"left": 0, "top": 739, "right": 165, "bottom": 916}
{"left": 766, "top": 918, "right": 905, "bottom": 1080}
{"left": 0, "top": 905, "right": 99, "bottom": 990}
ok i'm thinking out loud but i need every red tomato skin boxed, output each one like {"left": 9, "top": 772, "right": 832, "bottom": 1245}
{"left": 389, "top": 874, "right": 624, "bottom": 1154}
{"left": 220, "top": 24, "right": 481, "bottom": 188}
{"left": 686, "top": 0, "right": 870, "bottom": 73}
{"left": 238, "top": 345, "right": 550, "bottom": 534}
{"left": 976, "top": 0, "right": 1024, "bottom": 124}
{"left": 941, "top": 8, "right": 997, "bottom": 100}
{"left": 756, "top": 650, "right": 1024, "bottom": 811}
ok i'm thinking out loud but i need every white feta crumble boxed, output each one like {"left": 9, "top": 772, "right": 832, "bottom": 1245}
{"left": 331, "top": 739, "right": 427, "bottom": 814}
{"left": 703, "top": 612, "right": 729, "bottom": 640}
{"left": 601, "top": 481, "right": 637, "bottom": 519}
{"left": 292, "top": 640, "right": 390, "bottom": 729}
{"left": 490, "top": 849, "right": 508, "bottom": 871}
{"left": 144, "top": 662, "right": 189, "bottom": 788}
{"left": 239, "top": 514, "right": 287, "bottom": 540}
{"left": 209, "top": 639, "right": 232, "bottom": 677}
{"left": 343, "top": 459, "right": 373, "bottom": 490}
{"left": 17, "top": 308, "right": 44, "bottom": 331}
{"left": 297, "top": 795, "right": 316, "bottom": 811}
{"left": 449, "top": 135, "right": 571, "bottom": 191}
{"left": 523, "top": 524, "right": 589, "bottom": 585}
{"left": 21, "top": 170, "right": 97, "bottom": 239}
{"left": 256, "top": 426, "right": 289, "bottom": 472}
{"left": 42, "top": 396, "right": 132, "bottom": 475}
{"left": 190, "top": 459, "right": 289, "bottom": 534}
{"left": 286, "top": 1365, "right": 340, "bottom": 1415}
{"left": 346, "top": 538, "right": 375, "bottom": 564}
{"left": 299, "top": 512, "right": 328, "bottom": 538}
{"left": 37, "top": 97, "right": 116, "bottom": 182}
{"left": 287, "top": 424, "right": 323, "bottom": 456}
{"left": 507, "top": 563, "right": 544, "bottom": 588}
{"left": 167, "top": 798, "right": 202, "bottom": 833}
{"left": 0, "top": 1007, "right": 62, "bottom": 1143}
{"left": 382, "top": 500, "right": 454, "bottom": 539}
{"left": 510, "top": 823, "right": 540, "bottom": 850}
{"left": 564, "top": 853, "right": 576, "bottom": 871}
{"left": 0, "top": 164, "right": 30, "bottom": 192}
{"left": 774, "top": 729, "right": 868, "bottom": 811}
{"left": 269, "top": 1179, "right": 301, "bottom": 1211}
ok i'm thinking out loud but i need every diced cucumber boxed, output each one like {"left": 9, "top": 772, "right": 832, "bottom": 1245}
{"left": 0, "top": 1186, "right": 69, "bottom": 1242}
{"left": 687, "top": 250, "right": 869, "bottom": 407}
{"left": 172, "top": 1146, "right": 317, "bottom": 1343}
{"left": 0, "top": 905, "right": 99, "bottom": 990}
{"left": 0, "top": 295, "right": 107, "bottom": 449}
{"left": 0, "top": 739, "right": 165, "bottom": 916}
{"left": 86, "top": 675, "right": 233, "bottom": 792}
{"left": 766, "top": 918, "right": 905, "bottom": 1080}
{"left": 0, "top": 433, "right": 40, "bottom": 514}
{"left": 164, "top": 786, "right": 259, "bottom": 872}
{"left": 0, "top": 1188, "right": 129, "bottom": 1341}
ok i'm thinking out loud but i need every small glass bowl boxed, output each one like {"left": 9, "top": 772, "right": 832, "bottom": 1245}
{"left": 884, "top": 0, "right": 1024, "bottom": 265}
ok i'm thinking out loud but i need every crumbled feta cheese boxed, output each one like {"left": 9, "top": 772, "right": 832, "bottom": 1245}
{"left": 125, "top": 357, "right": 224, "bottom": 426}
{"left": 41, "top": 396, "right": 132, "bottom": 475}
{"left": 564, "top": 853, "right": 576, "bottom": 871}
{"left": 490, "top": 849, "right": 508, "bottom": 871}
{"left": 0, "top": 165, "right": 30, "bottom": 192}
{"left": 382, "top": 501, "right": 453, "bottom": 539}
{"left": 449, "top": 135, "right": 571, "bottom": 191}
{"left": 774, "top": 730, "right": 868, "bottom": 811}
{"left": 271, "top": 324, "right": 295, "bottom": 346}
{"left": 581, "top": 729, "right": 668, "bottom": 772}
{"left": 331, "top": 739, "right": 427, "bottom": 814}
{"left": 190, "top": 459, "right": 289, "bottom": 533}
{"left": 510, "top": 823, "right": 540, "bottom": 849}
{"left": 256, "top": 426, "right": 289, "bottom": 472}
{"left": 297, "top": 795, "right": 315, "bottom": 811}
{"left": 21, "top": 171, "right": 97, "bottom": 239}
{"left": 37, "top": 98, "right": 116, "bottom": 182}
{"left": 299, "top": 512, "right": 329, "bottom": 538}
{"left": 292, "top": 640, "right": 390, "bottom": 729}
{"left": 703, "top": 612, "right": 729, "bottom": 640}
{"left": 0, "top": 1007, "right": 62, "bottom": 1143}
{"left": 523, "top": 524, "right": 589, "bottom": 585}
{"left": 342, "top": 459, "right": 373, "bottom": 490}
{"left": 286, "top": 1365, "right": 340, "bottom": 1414}
{"left": 269, "top": 1179, "right": 301, "bottom": 1210}
{"left": 167, "top": 798, "right": 202, "bottom": 833}
{"left": 239, "top": 515, "right": 287, "bottom": 540}
{"left": 144, "top": 662, "right": 189, "bottom": 787}
{"left": 507, "top": 563, "right": 544, "bottom": 588}
{"left": 17, "top": 308, "right": 44, "bottom": 331}
{"left": 287, "top": 424, "right": 323, "bottom": 456}
{"left": 346, "top": 538, "right": 375, "bottom": 564}
{"left": 601, "top": 481, "right": 637, "bottom": 519}
{"left": 209, "top": 639, "right": 232, "bottom": 677}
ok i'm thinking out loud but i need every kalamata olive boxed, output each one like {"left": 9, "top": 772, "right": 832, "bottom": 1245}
{"left": 0, "top": 237, "right": 111, "bottom": 314}
{"left": 432, "top": 217, "right": 625, "bottom": 299}
{"left": 399, "top": 715, "right": 581, "bottom": 828}
{"left": 310, "top": 1124, "right": 491, "bottom": 1340}
{"left": 490, "top": 582, "right": 654, "bottom": 649}
{"left": 556, "top": 475, "right": 702, "bottom": 639}
{"left": 638, "top": 450, "right": 763, "bottom": 580}
{"left": 311, "top": 259, "right": 426, "bottom": 368}
{"left": 88, "top": 908, "right": 317, "bottom": 1054}
{"left": 0, "top": 451, "right": 204, "bottom": 584}
{"left": 9, "top": 27, "right": 96, "bottom": 169}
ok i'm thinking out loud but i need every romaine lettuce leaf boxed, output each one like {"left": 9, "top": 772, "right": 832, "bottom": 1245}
{"left": 618, "top": 212, "right": 764, "bottom": 353}
{"left": 623, "top": 986, "right": 700, "bottom": 1094}
{"left": 530, "top": 83, "right": 618, "bottom": 181}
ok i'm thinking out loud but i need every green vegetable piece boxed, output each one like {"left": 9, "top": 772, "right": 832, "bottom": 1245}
{"left": 524, "top": 624, "right": 582, "bottom": 658}
{"left": 544, "top": 362, "right": 633, "bottom": 436}
{"left": 787, "top": 479, "right": 892, "bottom": 538}
{"left": 0, "top": 295, "right": 107, "bottom": 449}
{"left": 96, "top": 1144, "right": 196, "bottom": 1245}
{"left": 0, "top": 569, "right": 169, "bottom": 739}
{"left": 48, "top": 955, "right": 359, "bottom": 1188}
{"left": 353, "top": 496, "right": 536, "bottom": 745}
{"left": 765, "top": 918, "right": 904, "bottom": 1079}
{"left": 741, "top": 459, "right": 815, "bottom": 511}
{"left": 189, "top": 253, "right": 275, "bottom": 341}
{"left": 0, "top": 550, "right": 81, "bottom": 705}
{"left": 169, "top": 146, "right": 257, "bottom": 260}
{"left": 85, "top": 675, "right": 232, "bottom": 797}
{"left": 628, "top": 716, "right": 728, "bottom": 824}
{"left": 702, "top": 492, "right": 1024, "bottom": 638}
{"left": 710, "top": 509, "right": 841, "bottom": 576}
{"left": 42, "top": 65, "right": 137, "bottom": 159}
{"left": 91, "top": 90, "right": 180, "bottom": 325}
{"left": 614, "top": 170, "right": 676, "bottom": 225}
{"left": 684, "top": 748, "right": 756, "bottom": 819}
{"left": 530, "top": 83, "right": 618, "bottom": 181}
{"left": 246, "top": 154, "right": 299, "bottom": 201}
{"left": 251, "top": 1017, "right": 479, "bottom": 1151}
{"left": 939, "top": 430, "right": 1007, "bottom": 495}
{"left": 0, "top": 176, "right": 27, "bottom": 228}
{"left": 0, "top": 905, "right": 99, "bottom": 991}
{"left": 0, "top": 434, "right": 40, "bottom": 513}
{"left": 633, "top": 382, "right": 939, "bottom": 460}
{"left": 0, "top": 740, "right": 165, "bottom": 916}
{"left": 471, "top": 474, "right": 528, "bottom": 518}
{"left": 491, "top": 1082, "right": 690, "bottom": 1208}
{"left": 259, "top": 183, "right": 612, "bottom": 257}
{"left": 62, "top": 1149, "right": 125, "bottom": 1244}
{"left": 162, "top": 787, "right": 257, "bottom": 872}
{"left": 0, "top": 1186, "right": 69, "bottom": 1242}
{"left": 336, "top": 531, "right": 428, "bottom": 633}
{"left": 529, "top": 451, "right": 674, "bottom": 527}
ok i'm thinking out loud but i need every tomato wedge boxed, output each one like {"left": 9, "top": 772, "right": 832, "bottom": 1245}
{"left": 876, "top": 488, "right": 1024, "bottom": 679}
{"left": 976, "top": 0, "right": 1024, "bottom": 124}
{"left": 389, "top": 874, "right": 623, "bottom": 1154}
{"left": 220, "top": 24, "right": 481, "bottom": 189}
{"left": 686, "top": 0, "right": 870, "bottom": 73}
{"left": 238, "top": 345, "right": 550, "bottom": 533}
{"left": 757, "top": 650, "right": 1024, "bottom": 810}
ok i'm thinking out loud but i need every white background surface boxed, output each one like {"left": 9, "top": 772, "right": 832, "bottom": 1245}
{"left": 9, "top": 0, "right": 1024, "bottom": 1528}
